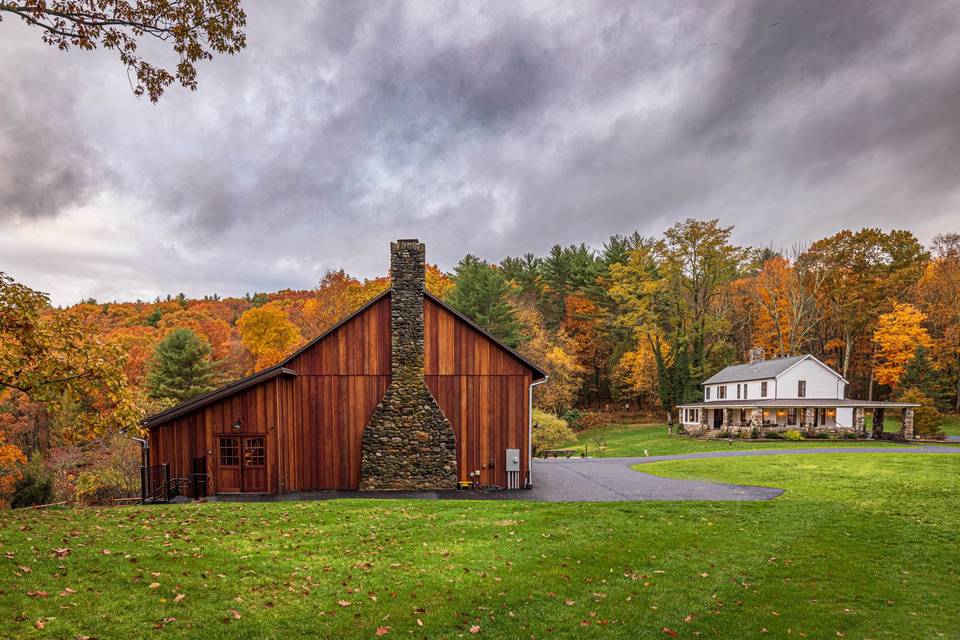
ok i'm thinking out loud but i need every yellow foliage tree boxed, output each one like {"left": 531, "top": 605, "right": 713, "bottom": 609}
{"left": 516, "top": 307, "right": 584, "bottom": 414}
{"left": 872, "top": 303, "right": 933, "bottom": 388}
{"left": 237, "top": 304, "right": 303, "bottom": 372}
{"left": 613, "top": 341, "right": 660, "bottom": 405}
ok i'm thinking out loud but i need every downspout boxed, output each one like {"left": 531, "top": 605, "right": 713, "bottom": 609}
{"left": 129, "top": 435, "right": 149, "bottom": 502}
{"left": 528, "top": 376, "right": 549, "bottom": 489}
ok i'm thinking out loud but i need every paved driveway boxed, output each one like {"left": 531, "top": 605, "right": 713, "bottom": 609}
{"left": 524, "top": 445, "right": 960, "bottom": 502}
{"left": 214, "top": 446, "right": 959, "bottom": 504}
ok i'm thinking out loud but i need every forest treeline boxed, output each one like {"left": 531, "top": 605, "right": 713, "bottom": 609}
{"left": 1, "top": 219, "right": 958, "bottom": 504}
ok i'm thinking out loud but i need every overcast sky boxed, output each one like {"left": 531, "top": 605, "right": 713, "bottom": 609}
{"left": 2, "top": 1, "right": 959, "bottom": 306}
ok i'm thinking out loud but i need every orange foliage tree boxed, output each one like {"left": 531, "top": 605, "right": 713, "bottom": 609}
{"left": 872, "top": 303, "right": 933, "bottom": 388}
{"left": 0, "top": 431, "right": 27, "bottom": 508}
{"left": 0, "top": 273, "right": 140, "bottom": 442}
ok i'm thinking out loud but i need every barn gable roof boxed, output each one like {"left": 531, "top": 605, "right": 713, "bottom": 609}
{"left": 142, "top": 288, "right": 545, "bottom": 428}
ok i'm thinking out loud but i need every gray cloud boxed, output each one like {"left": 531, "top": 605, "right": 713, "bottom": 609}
{"left": 0, "top": 0, "right": 958, "bottom": 305}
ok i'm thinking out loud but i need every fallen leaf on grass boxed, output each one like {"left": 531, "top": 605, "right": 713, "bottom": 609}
{"left": 470, "top": 625, "right": 480, "bottom": 634}
{"left": 148, "top": 583, "right": 160, "bottom": 589}
{"left": 53, "top": 548, "right": 71, "bottom": 558}
{"left": 34, "top": 620, "right": 44, "bottom": 630}
{"left": 101, "top": 550, "right": 111, "bottom": 555}
{"left": 59, "top": 588, "right": 76, "bottom": 597}
{"left": 27, "top": 591, "right": 48, "bottom": 598}
{"left": 174, "top": 593, "right": 186, "bottom": 603}
{"left": 375, "top": 627, "right": 390, "bottom": 636}
{"left": 337, "top": 600, "right": 351, "bottom": 607}
{"left": 18, "top": 565, "right": 31, "bottom": 573}
{"left": 416, "top": 619, "right": 423, "bottom": 626}
{"left": 662, "top": 628, "right": 678, "bottom": 638}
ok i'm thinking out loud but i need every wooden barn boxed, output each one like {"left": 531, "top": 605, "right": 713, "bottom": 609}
{"left": 142, "top": 240, "right": 546, "bottom": 497}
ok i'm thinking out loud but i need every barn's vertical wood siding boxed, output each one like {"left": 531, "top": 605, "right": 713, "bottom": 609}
{"left": 281, "top": 295, "right": 392, "bottom": 490}
{"left": 149, "top": 380, "right": 279, "bottom": 494}
{"left": 423, "top": 297, "right": 530, "bottom": 488}
{"left": 149, "top": 294, "right": 536, "bottom": 493}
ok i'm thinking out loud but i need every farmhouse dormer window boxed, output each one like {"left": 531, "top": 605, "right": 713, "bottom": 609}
{"left": 736, "top": 384, "right": 741, "bottom": 399}
{"left": 719, "top": 386, "right": 727, "bottom": 399}
{"left": 706, "top": 387, "right": 711, "bottom": 400}
{"left": 761, "top": 381, "right": 767, "bottom": 397}
{"left": 798, "top": 380, "right": 806, "bottom": 398}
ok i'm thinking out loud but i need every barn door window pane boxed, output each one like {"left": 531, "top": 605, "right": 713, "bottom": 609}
{"left": 219, "top": 438, "right": 240, "bottom": 466}
{"left": 243, "top": 437, "right": 265, "bottom": 467}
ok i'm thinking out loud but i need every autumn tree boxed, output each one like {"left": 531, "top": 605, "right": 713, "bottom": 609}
{"left": 0, "top": 431, "right": 27, "bottom": 508}
{"left": 797, "top": 229, "right": 928, "bottom": 385}
{"left": 0, "top": 0, "right": 247, "bottom": 101}
{"left": 872, "top": 303, "right": 933, "bottom": 390}
{"left": 748, "top": 255, "right": 824, "bottom": 356}
{"left": 237, "top": 304, "right": 303, "bottom": 371}
{"left": 516, "top": 307, "right": 583, "bottom": 414}
{"left": 446, "top": 255, "right": 521, "bottom": 348}
{"left": 157, "top": 308, "right": 233, "bottom": 359}
{"left": 0, "top": 272, "right": 140, "bottom": 442}
{"left": 914, "top": 233, "right": 960, "bottom": 409}
{"left": 146, "top": 328, "right": 217, "bottom": 403}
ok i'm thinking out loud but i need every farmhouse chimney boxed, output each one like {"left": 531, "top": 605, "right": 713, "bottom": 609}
{"left": 359, "top": 240, "right": 458, "bottom": 490}
{"left": 748, "top": 347, "right": 765, "bottom": 364}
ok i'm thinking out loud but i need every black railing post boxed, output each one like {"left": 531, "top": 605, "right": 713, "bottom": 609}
{"left": 141, "top": 466, "right": 148, "bottom": 503}
{"left": 163, "top": 463, "right": 170, "bottom": 503}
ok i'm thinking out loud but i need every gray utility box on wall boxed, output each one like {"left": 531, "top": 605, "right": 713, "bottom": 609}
{"left": 505, "top": 448, "right": 521, "bottom": 489}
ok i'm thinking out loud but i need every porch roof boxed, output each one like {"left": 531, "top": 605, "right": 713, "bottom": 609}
{"left": 677, "top": 398, "right": 920, "bottom": 410}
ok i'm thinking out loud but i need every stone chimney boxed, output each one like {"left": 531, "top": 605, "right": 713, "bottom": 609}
{"left": 359, "top": 240, "right": 458, "bottom": 490}
{"left": 748, "top": 347, "right": 765, "bottom": 364}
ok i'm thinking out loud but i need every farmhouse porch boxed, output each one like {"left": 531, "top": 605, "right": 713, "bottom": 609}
{"left": 677, "top": 399, "right": 919, "bottom": 440}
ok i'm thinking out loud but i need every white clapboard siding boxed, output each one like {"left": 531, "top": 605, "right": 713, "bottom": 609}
{"left": 775, "top": 359, "right": 845, "bottom": 400}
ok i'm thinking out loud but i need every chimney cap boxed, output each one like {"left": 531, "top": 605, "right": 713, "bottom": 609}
{"left": 396, "top": 238, "right": 420, "bottom": 243}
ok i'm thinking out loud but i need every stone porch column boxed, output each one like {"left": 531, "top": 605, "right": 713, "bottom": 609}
{"left": 872, "top": 408, "right": 885, "bottom": 440}
{"left": 722, "top": 408, "right": 731, "bottom": 428}
{"left": 699, "top": 408, "right": 709, "bottom": 432}
{"left": 802, "top": 407, "right": 816, "bottom": 430}
{"left": 901, "top": 408, "right": 915, "bottom": 441}
{"left": 749, "top": 408, "right": 763, "bottom": 428}
{"left": 853, "top": 407, "right": 865, "bottom": 436}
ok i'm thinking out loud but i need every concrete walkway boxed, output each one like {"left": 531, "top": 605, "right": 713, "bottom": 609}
{"left": 525, "top": 445, "right": 960, "bottom": 502}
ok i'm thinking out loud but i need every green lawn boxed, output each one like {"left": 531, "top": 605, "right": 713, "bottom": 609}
{"left": 2, "top": 453, "right": 959, "bottom": 638}
{"left": 560, "top": 422, "right": 910, "bottom": 458}
{"left": 938, "top": 413, "right": 960, "bottom": 436}
{"left": 880, "top": 412, "right": 959, "bottom": 436}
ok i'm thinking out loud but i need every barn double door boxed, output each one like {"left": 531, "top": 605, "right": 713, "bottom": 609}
{"left": 216, "top": 435, "right": 267, "bottom": 493}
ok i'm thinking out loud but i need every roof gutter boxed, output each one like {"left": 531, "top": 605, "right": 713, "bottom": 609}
{"left": 527, "top": 376, "right": 548, "bottom": 489}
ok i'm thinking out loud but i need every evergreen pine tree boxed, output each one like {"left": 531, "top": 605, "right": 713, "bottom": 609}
{"left": 147, "top": 329, "right": 217, "bottom": 403}
{"left": 900, "top": 346, "right": 951, "bottom": 409}
{"left": 446, "top": 255, "right": 522, "bottom": 348}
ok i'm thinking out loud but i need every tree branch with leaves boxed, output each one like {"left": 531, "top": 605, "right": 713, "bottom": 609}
{"left": 0, "top": 0, "right": 246, "bottom": 101}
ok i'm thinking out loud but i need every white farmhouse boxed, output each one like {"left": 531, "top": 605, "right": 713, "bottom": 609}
{"left": 677, "top": 348, "right": 919, "bottom": 439}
